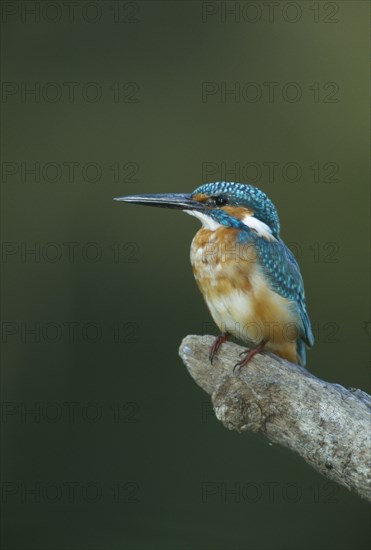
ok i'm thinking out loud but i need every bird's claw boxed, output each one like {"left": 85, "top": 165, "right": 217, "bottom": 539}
{"left": 209, "top": 332, "right": 230, "bottom": 365}
{"left": 233, "top": 340, "right": 268, "bottom": 374}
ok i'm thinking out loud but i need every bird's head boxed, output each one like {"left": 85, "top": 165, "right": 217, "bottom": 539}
{"left": 115, "top": 181, "right": 280, "bottom": 239}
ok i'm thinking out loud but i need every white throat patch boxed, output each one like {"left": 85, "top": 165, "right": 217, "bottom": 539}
{"left": 184, "top": 210, "right": 222, "bottom": 231}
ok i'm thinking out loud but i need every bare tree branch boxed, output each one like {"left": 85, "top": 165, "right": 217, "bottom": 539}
{"left": 179, "top": 335, "right": 371, "bottom": 501}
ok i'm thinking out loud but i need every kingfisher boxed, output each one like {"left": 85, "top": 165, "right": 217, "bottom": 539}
{"left": 115, "top": 182, "right": 314, "bottom": 369}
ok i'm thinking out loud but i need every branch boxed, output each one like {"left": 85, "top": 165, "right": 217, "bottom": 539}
{"left": 179, "top": 335, "right": 371, "bottom": 501}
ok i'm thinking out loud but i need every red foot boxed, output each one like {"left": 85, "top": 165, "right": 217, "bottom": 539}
{"left": 209, "top": 332, "right": 230, "bottom": 364}
{"left": 233, "top": 339, "right": 268, "bottom": 374}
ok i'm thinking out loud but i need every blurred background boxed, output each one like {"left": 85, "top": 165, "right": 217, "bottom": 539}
{"left": 1, "top": 1, "right": 370, "bottom": 549}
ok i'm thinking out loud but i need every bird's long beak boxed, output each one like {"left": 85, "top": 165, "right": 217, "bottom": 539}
{"left": 114, "top": 193, "right": 203, "bottom": 211}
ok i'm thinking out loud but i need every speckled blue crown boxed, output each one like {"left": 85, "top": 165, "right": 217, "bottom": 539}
{"left": 192, "top": 181, "right": 280, "bottom": 236}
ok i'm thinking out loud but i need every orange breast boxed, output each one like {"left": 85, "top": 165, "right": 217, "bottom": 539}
{"left": 190, "top": 227, "right": 301, "bottom": 363}
{"left": 191, "top": 227, "right": 254, "bottom": 296}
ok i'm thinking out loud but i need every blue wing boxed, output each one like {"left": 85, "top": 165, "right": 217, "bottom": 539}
{"left": 253, "top": 235, "right": 314, "bottom": 350}
{"left": 237, "top": 229, "right": 314, "bottom": 353}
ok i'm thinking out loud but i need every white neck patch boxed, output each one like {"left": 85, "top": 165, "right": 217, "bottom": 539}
{"left": 242, "top": 214, "right": 274, "bottom": 239}
{"left": 184, "top": 210, "right": 222, "bottom": 231}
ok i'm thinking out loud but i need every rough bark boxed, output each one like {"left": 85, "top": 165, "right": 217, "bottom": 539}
{"left": 179, "top": 334, "right": 371, "bottom": 501}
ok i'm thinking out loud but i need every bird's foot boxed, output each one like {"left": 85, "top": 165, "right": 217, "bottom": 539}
{"left": 233, "top": 339, "right": 268, "bottom": 374}
{"left": 209, "top": 332, "right": 230, "bottom": 364}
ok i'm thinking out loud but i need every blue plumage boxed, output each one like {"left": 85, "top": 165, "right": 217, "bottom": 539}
{"left": 192, "top": 181, "right": 314, "bottom": 364}
{"left": 192, "top": 181, "right": 281, "bottom": 237}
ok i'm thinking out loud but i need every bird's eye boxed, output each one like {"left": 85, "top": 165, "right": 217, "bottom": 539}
{"left": 215, "top": 196, "right": 227, "bottom": 206}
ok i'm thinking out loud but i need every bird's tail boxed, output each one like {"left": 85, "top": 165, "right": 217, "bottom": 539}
{"left": 296, "top": 339, "right": 307, "bottom": 367}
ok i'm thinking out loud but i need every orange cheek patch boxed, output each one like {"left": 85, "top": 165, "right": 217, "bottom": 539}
{"left": 222, "top": 206, "right": 253, "bottom": 220}
{"left": 192, "top": 193, "right": 208, "bottom": 203}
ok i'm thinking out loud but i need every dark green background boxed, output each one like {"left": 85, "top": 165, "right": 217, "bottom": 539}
{"left": 1, "top": 1, "right": 370, "bottom": 549}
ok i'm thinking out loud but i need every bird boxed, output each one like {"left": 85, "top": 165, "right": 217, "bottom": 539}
{"left": 115, "top": 182, "right": 314, "bottom": 369}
